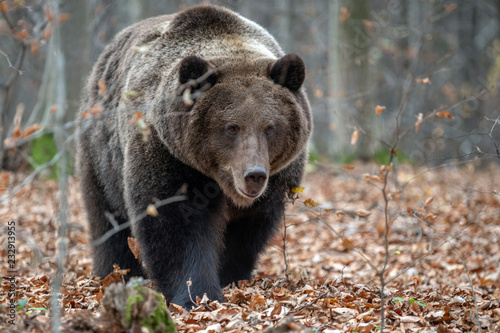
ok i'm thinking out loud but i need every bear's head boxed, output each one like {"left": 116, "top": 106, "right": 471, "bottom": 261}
{"left": 154, "top": 53, "right": 311, "bottom": 207}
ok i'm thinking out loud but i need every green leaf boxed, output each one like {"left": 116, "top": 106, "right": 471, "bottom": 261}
{"left": 16, "top": 299, "right": 28, "bottom": 311}
{"left": 393, "top": 297, "right": 404, "bottom": 303}
{"left": 409, "top": 298, "right": 427, "bottom": 306}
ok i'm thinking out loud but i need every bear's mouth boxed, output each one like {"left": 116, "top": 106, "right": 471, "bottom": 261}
{"left": 236, "top": 187, "right": 262, "bottom": 198}
{"left": 228, "top": 166, "right": 268, "bottom": 205}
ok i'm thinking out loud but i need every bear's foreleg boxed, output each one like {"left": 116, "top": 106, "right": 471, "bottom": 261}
{"left": 124, "top": 133, "right": 225, "bottom": 309}
{"left": 218, "top": 195, "right": 284, "bottom": 288}
{"left": 130, "top": 199, "right": 224, "bottom": 309}
{"left": 79, "top": 156, "right": 144, "bottom": 279}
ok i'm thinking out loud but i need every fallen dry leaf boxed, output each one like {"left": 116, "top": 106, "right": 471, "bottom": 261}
{"left": 340, "top": 7, "right": 350, "bottom": 23}
{"left": 437, "top": 110, "right": 453, "bottom": 119}
{"left": 415, "top": 112, "right": 423, "bottom": 133}
{"left": 127, "top": 237, "right": 141, "bottom": 260}
{"left": 342, "top": 164, "right": 356, "bottom": 170}
{"left": 23, "top": 124, "right": 43, "bottom": 138}
{"left": 416, "top": 77, "right": 431, "bottom": 84}
{"left": 351, "top": 129, "right": 360, "bottom": 146}
{"left": 1, "top": 162, "right": 499, "bottom": 332}
{"left": 375, "top": 105, "right": 386, "bottom": 116}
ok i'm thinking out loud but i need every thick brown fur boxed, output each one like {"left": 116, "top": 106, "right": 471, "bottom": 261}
{"left": 76, "top": 5, "right": 312, "bottom": 309}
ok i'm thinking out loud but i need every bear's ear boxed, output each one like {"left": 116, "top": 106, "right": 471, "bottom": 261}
{"left": 269, "top": 53, "right": 305, "bottom": 92}
{"left": 178, "top": 55, "right": 217, "bottom": 86}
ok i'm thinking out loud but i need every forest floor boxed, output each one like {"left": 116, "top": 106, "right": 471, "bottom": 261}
{"left": 0, "top": 161, "right": 499, "bottom": 332}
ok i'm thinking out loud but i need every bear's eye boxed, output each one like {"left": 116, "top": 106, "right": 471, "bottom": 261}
{"left": 265, "top": 125, "right": 276, "bottom": 136}
{"left": 226, "top": 125, "right": 239, "bottom": 135}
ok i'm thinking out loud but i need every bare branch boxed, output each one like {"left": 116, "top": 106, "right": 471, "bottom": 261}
{"left": 90, "top": 194, "right": 188, "bottom": 247}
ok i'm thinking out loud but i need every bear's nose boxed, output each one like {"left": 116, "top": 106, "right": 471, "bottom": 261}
{"left": 244, "top": 166, "right": 268, "bottom": 190}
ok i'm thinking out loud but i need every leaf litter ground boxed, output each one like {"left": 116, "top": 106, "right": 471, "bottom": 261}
{"left": 0, "top": 162, "right": 499, "bottom": 332}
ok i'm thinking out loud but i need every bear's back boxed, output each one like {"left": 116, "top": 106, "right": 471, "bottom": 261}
{"left": 165, "top": 5, "right": 283, "bottom": 58}
{"left": 82, "top": 5, "right": 284, "bottom": 112}
{"left": 114, "top": 5, "right": 282, "bottom": 63}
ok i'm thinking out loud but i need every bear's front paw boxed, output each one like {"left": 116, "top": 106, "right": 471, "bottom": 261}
{"left": 169, "top": 286, "right": 223, "bottom": 310}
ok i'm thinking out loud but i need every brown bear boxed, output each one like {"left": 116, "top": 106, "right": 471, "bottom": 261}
{"left": 76, "top": 4, "right": 312, "bottom": 309}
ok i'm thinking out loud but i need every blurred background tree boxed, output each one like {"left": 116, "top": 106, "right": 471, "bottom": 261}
{"left": 1, "top": 0, "right": 499, "bottom": 171}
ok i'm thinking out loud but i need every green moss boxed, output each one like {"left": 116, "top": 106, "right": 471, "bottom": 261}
{"left": 126, "top": 293, "right": 144, "bottom": 324}
{"left": 29, "top": 134, "right": 72, "bottom": 179}
{"left": 139, "top": 293, "right": 177, "bottom": 332}
{"left": 308, "top": 149, "right": 320, "bottom": 163}
{"left": 372, "top": 148, "right": 414, "bottom": 165}
{"left": 328, "top": 148, "right": 415, "bottom": 166}
{"left": 125, "top": 279, "right": 176, "bottom": 332}
{"left": 30, "top": 134, "right": 58, "bottom": 178}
